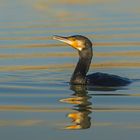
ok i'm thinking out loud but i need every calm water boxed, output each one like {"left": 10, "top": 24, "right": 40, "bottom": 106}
{"left": 0, "top": 0, "right": 140, "bottom": 139}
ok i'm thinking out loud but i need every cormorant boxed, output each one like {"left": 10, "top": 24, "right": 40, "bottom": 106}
{"left": 53, "top": 35, "right": 131, "bottom": 86}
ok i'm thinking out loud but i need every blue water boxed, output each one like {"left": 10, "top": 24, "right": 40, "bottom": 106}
{"left": 0, "top": 0, "right": 140, "bottom": 140}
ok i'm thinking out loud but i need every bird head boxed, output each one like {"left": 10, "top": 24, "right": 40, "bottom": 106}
{"left": 53, "top": 35, "right": 92, "bottom": 52}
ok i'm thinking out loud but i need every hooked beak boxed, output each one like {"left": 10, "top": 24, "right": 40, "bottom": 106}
{"left": 53, "top": 35, "right": 73, "bottom": 46}
{"left": 53, "top": 35, "right": 82, "bottom": 51}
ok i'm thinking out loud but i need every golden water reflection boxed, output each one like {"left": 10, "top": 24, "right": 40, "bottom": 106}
{"left": 60, "top": 85, "right": 92, "bottom": 130}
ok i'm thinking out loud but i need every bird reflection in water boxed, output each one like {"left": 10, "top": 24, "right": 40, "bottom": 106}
{"left": 60, "top": 85, "right": 92, "bottom": 130}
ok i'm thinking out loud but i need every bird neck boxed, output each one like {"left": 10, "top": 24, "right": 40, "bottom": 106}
{"left": 70, "top": 51, "right": 92, "bottom": 85}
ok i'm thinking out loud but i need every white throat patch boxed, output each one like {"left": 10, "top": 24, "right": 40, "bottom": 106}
{"left": 77, "top": 40, "right": 84, "bottom": 51}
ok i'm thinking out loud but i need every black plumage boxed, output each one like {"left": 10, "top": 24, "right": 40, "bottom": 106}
{"left": 53, "top": 35, "right": 131, "bottom": 86}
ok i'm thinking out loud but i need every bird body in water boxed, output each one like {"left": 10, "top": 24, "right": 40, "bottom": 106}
{"left": 53, "top": 35, "right": 131, "bottom": 86}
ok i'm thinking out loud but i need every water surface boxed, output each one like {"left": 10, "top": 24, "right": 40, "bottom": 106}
{"left": 0, "top": 0, "right": 140, "bottom": 140}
